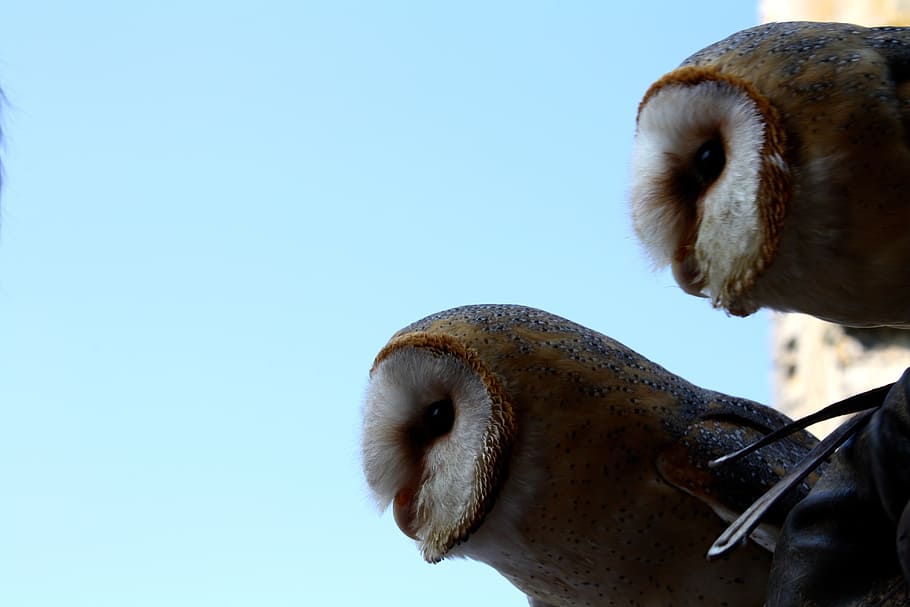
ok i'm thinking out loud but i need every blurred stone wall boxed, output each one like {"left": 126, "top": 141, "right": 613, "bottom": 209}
{"left": 762, "top": 0, "right": 910, "bottom": 24}
{"left": 772, "top": 315, "right": 910, "bottom": 436}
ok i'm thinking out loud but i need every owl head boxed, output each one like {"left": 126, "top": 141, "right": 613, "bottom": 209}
{"left": 630, "top": 63, "right": 791, "bottom": 316}
{"left": 628, "top": 21, "right": 910, "bottom": 325}
{"left": 361, "top": 330, "right": 515, "bottom": 563}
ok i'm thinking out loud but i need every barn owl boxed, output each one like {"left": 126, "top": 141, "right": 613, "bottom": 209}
{"left": 630, "top": 21, "right": 910, "bottom": 327}
{"left": 361, "top": 304, "right": 818, "bottom": 606}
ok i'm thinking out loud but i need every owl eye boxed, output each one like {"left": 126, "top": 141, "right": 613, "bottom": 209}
{"left": 423, "top": 399, "right": 455, "bottom": 439}
{"left": 694, "top": 137, "right": 725, "bottom": 186}
{"left": 407, "top": 398, "right": 455, "bottom": 448}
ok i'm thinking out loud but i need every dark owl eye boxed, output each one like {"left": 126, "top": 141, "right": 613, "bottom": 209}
{"left": 694, "top": 137, "right": 725, "bottom": 186}
{"left": 423, "top": 398, "right": 455, "bottom": 439}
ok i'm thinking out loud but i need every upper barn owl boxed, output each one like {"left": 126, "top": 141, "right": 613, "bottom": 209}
{"left": 361, "top": 304, "right": 818, "bottom": 606}
{"left": 630, "top": 21, "right": 910, "bottom": 327}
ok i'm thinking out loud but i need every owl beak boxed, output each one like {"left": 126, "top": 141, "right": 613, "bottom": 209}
{"left": 672, "top": 253, "right": 708, "bottom": 298}
{"left": 393, "top": 488, "right": 420, "bottom": 540}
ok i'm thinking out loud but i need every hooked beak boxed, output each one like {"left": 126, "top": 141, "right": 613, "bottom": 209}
{"left": 672, "top": 251, "right": 708, "bottom": 298}
{"left": 393, "top": 488, "right": 420, "bottom": 540}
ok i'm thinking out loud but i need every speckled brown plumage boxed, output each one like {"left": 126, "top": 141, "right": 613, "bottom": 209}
{"left": 363, "top": 304, "right": 819, "bottom": 606}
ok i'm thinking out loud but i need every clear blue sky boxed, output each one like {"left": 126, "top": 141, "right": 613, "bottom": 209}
{"left": 0, "top": 3, "right": 765, "bottom": 605}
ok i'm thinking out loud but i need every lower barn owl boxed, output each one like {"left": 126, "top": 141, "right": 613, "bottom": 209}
{"left": 630, "top": 21, "right": 910, "bottom": 327}
{"left": 361, "top": 304, "right": 818, "bottom": 606}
